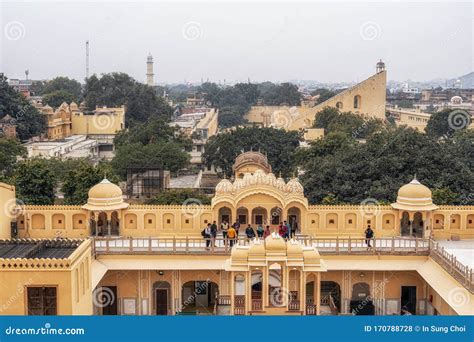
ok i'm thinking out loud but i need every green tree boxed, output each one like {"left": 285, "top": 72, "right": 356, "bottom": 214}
{"left": 147, "top": 189, "right": 211, "bottom": 205}
{"left": 83, "top": 73, "right": 173, "bottom": 126}
{"left": 0, "top": 74, "right": 46, "bottom": 140}
{"left": 15, "top": 158, "right": 56, "bottom": 204}
{"left": 425, "top": 108, "right": 470, "bottom": 138}
{"left": 62, "top": 161, "right": 119, "bottom": 205}
{"left": 42, "top": 90, "right": 75, "bottom": 108}
{"left": 432, "top": 188, "right": 459, "bottom": 205}
{"left": 0, "top": 137, "right": 26, "bottom": 180}
{"left": 260, "top": 82, "right": 300, "bottom": 106}
{"left": 311, "top": 88, "right": 341, "bottom": 104}
{"left": 203, "top": 127, "right": 302, "bottom": 177}
{"left": 42, "top": 77, "right": 82, "bottom": 101}
{"left": 112, "top": 142, "right": 190, "bottom": 179}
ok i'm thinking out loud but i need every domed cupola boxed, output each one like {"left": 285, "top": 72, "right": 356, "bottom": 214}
{"left": 242, "top": 172, "right": 253, "bottom": 186}
{"left": 275, "top": 176, "right": 286, "bottom": 191}
{"left": 82, "top": 178, "right": 129, "bottom": 211}
{"left": 215, "top": 178, "right": 233, "bottom": 194}
{"left": 285, "top": 178, "right": 304, "bottom": 194}
{"left": 391, "top": 177, "right": 437, "bottom": 211}
{"left": 233, "top": 178, "right": 245, "bottom": 192}
{"left": 254, "top": 169, "right": 266, "bottom": 184}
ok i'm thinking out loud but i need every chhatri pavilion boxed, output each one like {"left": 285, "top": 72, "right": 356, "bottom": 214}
{"left": 0, "top": 152, "right": 473, "bottom": 316}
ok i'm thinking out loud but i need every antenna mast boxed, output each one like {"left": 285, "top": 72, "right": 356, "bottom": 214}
{"left": 86, "top": 40, "right": 90, "bottom": 79}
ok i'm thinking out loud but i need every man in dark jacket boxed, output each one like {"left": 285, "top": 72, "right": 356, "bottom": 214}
{"left": 245, "top": 224, "right": 256, "bottom": 239}
{"left": 365, "top": 225, "right": 374, "bottom": 249}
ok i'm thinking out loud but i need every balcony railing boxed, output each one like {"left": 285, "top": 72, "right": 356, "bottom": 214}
{"left": 234, "top": 295, "right": 245, "bottom": 315}
{"left": 92, "top": 236, "right": 473, "bottom": 293}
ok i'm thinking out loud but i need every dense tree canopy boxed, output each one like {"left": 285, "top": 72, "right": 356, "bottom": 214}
{"left": 313, "top": 107, "right": 386, "bottom": 139}
{"left": 203, "top": 127, "right": 302, "bottom": 177}
{"left": 297, "top": 127, "right": 474, "bottom": 205}
{"left": 111, "top": 118, "right": 191, "bottom": 179}
{"left": 425, "top": 108, "right": 471, "bottom": 138}
{"left": 42, "top": 90, "right": 76, "bottom": 108}
{"left": 15, "top": 158, "right": 56, "bottom": 205}
{"left": 258, "top": 82, "right": 301, "bottom": 106}
{"left": 147, "top": 189, "right": 211, "bottom": 205}
{"left": 62, "top": 161, "right": 119, "bottom": 205}
{"left": 0, "top": 74, "right": 46, "bottom": 140}
{"left": 83, "top": 73, "right": 173, "bottom": 126}
{"left": 41, "top": 77, "right": 82, "bottom": 104}
{"left": 310, "top": 88, "right": 342, "bottom": 104}
{"left": 0, "top": 137, "right": 26, "bottom": 180}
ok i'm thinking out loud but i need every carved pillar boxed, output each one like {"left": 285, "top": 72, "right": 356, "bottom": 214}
{"left": 316, "top": 272, "right": 321, "bottom": 315}
{"left": 299, "top": 270, "right": 305, "bottom": 313}
{"left": 263, "top": 266, "right": 269, "bottom": 308}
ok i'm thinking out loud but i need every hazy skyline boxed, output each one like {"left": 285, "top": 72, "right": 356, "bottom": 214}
{"left": 1, "top": 1, "right": 472, "bottom": 84}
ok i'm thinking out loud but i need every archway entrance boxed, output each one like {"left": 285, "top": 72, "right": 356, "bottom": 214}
{"left": 320, "top": 281, "right": 341, "bottom": 312}
{"left": 287, "top": 207, "right": 301, "bottom": 236}
{"left": 350, "top": 282, "right": 374, "bottom": 315}
{"left": 400, "top": 211, "right": 410, "bottom": 236}
{"left": 237, "top": 207, "right": 248, "bottom": 225}
{"left": 251, "top": 270, "right": 263, "bottom": 311}
{"left": 110, "top": 211, "right": 120, "bottom": 236}
{"left": 412, "top": 212, "right": 423, "bottom": 238}
{"left": 251, "top": 207, "right": 267, "bottom": 226}
{"left": 153, "top": 281, "right": 171, "bottom": 315}
{"left": 97, "top": 212, "right": 107, "bottom": 236}
{"left": 218, "top": 207, "right": 232, "bottom": 227}
{"left": 181, "top": 281, "right": 218, "bottom": 315}
{"left": 268, "top": 263, "right": 284, "bottom": 307}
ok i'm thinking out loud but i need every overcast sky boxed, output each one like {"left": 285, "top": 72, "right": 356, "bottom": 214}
{"left": 1, "top": 1, "right": 472, "bottom": 84}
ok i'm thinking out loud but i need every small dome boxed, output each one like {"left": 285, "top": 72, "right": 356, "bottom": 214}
{"left": 233, "top": 178, "right": 245, "bottom": 192}
{"left": 70, "top": 102, "right": 79, "bottom": 110}
{"left": 242, "top": 172, "right": 253, "bottom": 185}
{"left": 265, "top": 232, "right": 286, "bottom": 252}
{"left": 392, "top": 178, "right": 437, "bottom": 211}
{"left": 230, "top": 245, "right": 249, "bottom": 262}
{"left": 248, "top": 239, "right": 265, "bottom": 258}
{"left": 286, "top": 178, "right": 304, "bottom": 193}
{"left": 275, "top": 177, "right": 286, "bottom": 191}
{"left": 42, "top": 105, "right": 53, "bottom": 114}
{"left": 215, "top": 179, "right": 233, "bottom": 193}
{"left": 82, "top": 178, "right": 129, "bottom": 211}
{"left": 286, "top": 239, "right": 304, "bottom": 257}
{"left": 303, "top": 247, "right": 321, "bottom": 265}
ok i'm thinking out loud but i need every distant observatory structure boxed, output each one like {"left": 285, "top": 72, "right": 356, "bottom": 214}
{"left": 146, "top": 54, "right": 155, "bottom": 86}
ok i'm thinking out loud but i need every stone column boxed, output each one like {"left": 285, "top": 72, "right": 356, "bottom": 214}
{"left": 316, "top": 272, "right": 321, "bottom": 315}
{"left": 299, "top": 269, "right": 305, "bottom": 313}
{"left": 263, "top": 266, "right": 269, "bottom": 308}
{"left": 230, "top": 271, "right": 235, "bottom": 315}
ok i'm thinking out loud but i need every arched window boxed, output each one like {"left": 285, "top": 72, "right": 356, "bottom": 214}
{"left": 336, "top": 101, "right": 343, "bottom": 109}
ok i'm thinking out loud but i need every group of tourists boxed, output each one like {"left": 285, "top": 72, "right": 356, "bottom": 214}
{"left": 201, "top": 219, "right": 298, "bottom": 249}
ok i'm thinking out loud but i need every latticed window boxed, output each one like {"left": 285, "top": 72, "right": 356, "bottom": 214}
{"left": 27, "top": 287, "right": 57, "bottom": 315}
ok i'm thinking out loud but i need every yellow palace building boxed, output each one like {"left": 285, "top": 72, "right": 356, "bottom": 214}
{"left": 0, "top": 152, "right": 473, "bottom": 316}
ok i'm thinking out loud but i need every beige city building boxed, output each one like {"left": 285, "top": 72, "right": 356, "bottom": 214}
{"left": 40, "top": 102, "right": 125, "bottom": 140}
{"left": 246, "top": 61, "right": 387, "bottom": 132}
{"left": 0, "top": 152, "right": 473, "bottom": 316}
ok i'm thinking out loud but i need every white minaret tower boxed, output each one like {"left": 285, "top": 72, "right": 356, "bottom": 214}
{"left": 146, "top": 53, "right": 154, "bottom": 86}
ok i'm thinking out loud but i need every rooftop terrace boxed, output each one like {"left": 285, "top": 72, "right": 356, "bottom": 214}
{"left": 0, "top": 239, "right": 82, "bottom": 259}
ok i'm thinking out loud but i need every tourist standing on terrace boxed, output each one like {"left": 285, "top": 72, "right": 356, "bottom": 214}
{"left": 284, "top": 221, "right": 291, "bottom": 239}
{"left": 365, "top": 225, "right": 374, "bottom": 249}
{"left": 202, "top": 223, "right": 212, "bottom": 249}
{"left": 221, "top": 220, "right": 229, "bottom": 241}
{"left": 228, "top": 225, "right": 237, "bottom": 247}
{"left": 210, "top": 222, "right": 218, "bottom": 247}
{"left": 245, "top": 224, "right": 256, "bottom": 239}
{"left": 263, "top": 225, "right": 271, "bottom": 238}
{"left": 232, "top": 220, "right": 240, "bottom": 238}
{"left": 257, "top": 224, "right": 264, "bottom": 238}
{"left": 291, "top": 221, "right": 298, "bottom": 238}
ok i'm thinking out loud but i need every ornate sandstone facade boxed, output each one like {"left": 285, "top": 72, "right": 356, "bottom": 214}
{"left": 0, "top": 152, "right": 472, "bottom": 316}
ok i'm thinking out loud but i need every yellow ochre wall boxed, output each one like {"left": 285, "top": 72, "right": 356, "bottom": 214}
{"left": 11, "top": 203, "right": 474, "bottom": 239}
{"left": 0, "top": 183, "right": 16, "bottom": 239}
